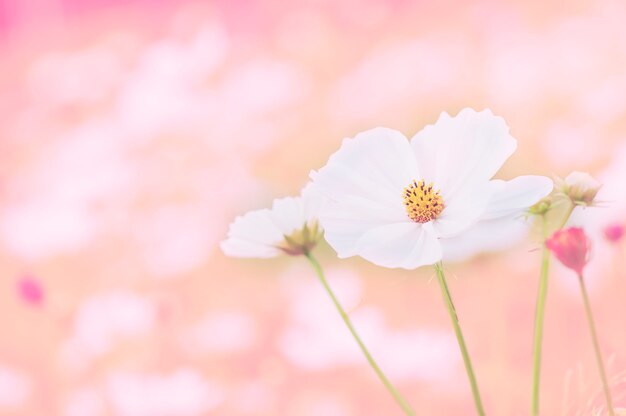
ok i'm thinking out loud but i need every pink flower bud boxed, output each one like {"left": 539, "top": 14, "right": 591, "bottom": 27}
{"left": 17, "top": 276, "right": 44, "bottom": 306}
{"left": 545, "top": 227, "right": 591, "bottom": 276}
{"left": 603, "top": 223, "right": 624, "bottom": 244}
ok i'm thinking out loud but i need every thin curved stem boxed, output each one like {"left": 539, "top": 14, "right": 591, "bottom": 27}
{"left": 305, "top": 253, "right": 416, "bottom": 416}
{"left": 531, "top": 242, "right": 550, "bottom": 415}
{"left": 531, "top": 203, "right": 575, "bottom": 415}
{"left": 578, "top": 274, "right": 614, "bottom": 416}
{"left": 434, "top": 262, "right": 485, "bottom": 416}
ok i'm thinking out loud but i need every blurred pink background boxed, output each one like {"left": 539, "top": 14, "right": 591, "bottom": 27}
{"left": 2, "top": 1, "right": 626, "bottom": 415}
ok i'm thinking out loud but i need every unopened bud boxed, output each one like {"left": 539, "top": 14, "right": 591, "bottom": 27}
{"left": 556, "top": 171, "right": 601, "bottom": 206}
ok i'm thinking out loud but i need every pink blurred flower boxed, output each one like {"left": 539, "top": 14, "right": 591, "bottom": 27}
{"left": 546, "top": 227, "right": 592, "bottom": 276}
{"left": 16, "top": 275, "right": 44, "bottom": 306}
{"left": 603, "top": 223, "right": 624, "bottom": 244}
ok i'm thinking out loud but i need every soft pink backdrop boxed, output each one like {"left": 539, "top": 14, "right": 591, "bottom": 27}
{"left": 1, "top": 1, "right": 626, "bottom": 415}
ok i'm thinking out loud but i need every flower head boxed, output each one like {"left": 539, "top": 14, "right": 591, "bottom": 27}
{"left": 603, "top": 223, "right": 624, "bottom": 244}
{"left": 311, "top": 108, "right": 553, "bottom": 269}
{"left": 17, "top": 276, "right": 44, "bottom": 306}
{"left": 221, "top": 184, "right": 324, "bottom": 258}
{"left": 545, "top": 227, "right": 591, "bottom": 275}
{"left": 556, "top": 171, "right": 602, "bottom": 206}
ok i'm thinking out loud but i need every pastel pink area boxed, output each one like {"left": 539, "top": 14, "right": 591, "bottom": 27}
{"left": 17, "top": 276, "right": 44, "bottom": 306}
{"left": 2, "top": 1, "right": 626, "bottom": 415}
{"left": 603, "top": 223, "right": 625, "bottom": 243}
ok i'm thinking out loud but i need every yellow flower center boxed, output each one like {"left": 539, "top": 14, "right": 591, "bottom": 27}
{"left": 403, "top": 179, "right": 445, "bottom": 223}
{"left": 275, "top": 220, "right": 322, "bottom": 256}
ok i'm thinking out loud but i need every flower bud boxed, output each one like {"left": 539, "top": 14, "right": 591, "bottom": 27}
{"left": 603, "top": 223, "right": 624, "bottom": 244}
{"left": 556, "top": 171, "right": 601, "bottom": 206}
{"left": 545, "top": 227, "right": 591, "bottom": 275}
{"left": 528, "top": 196, "right": 553, "bottom": 216}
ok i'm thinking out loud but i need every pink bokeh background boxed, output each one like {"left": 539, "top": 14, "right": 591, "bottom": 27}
{"left": 1, "top": 1, "right": 626, "bottom": 415}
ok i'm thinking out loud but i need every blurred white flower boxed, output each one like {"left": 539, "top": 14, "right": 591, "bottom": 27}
{"left": 221, "top": 184, "right": 324, "bottom": 258}
{"left": 291, "top": 394, "right": 352, "bottom": 416}
{"left": 134, "top": 204, "right": 218, "bottom": 278}
{"left": 330, "top": 38, "right": 469, "bottom": 124}
{"left": 180, "top": 310, "right": 257, "bottom": 355}
{"left": 231, "top": 381, "right": 276, "bottom": 414}
{"left": 278, "top": 267, "right": 458, "bottom": 381}
{"left": 62, "top": 292, "right": 156, "bottom": 367}
{"left": 106, "top": 369, "right": 223, "bottom": 416}
{"left": 26, "top": 43, "right": 124, "bottom": 107}
{"left": 0, "top": 119, "right": 135, "bottom": 260}
{"left": 116, "top": 25, "right": 229, "bottom": 140}
{"left": 0, "top": 365, "right": 31, "bottom": 409}
{"left": 64, "top": 387, "right": 105, "bottom": 416}
{"left": 543, "top": 122, "right": 602, "bottom": 169}
{"left": 311, "top": 108, "right": 553, "bottom": 269}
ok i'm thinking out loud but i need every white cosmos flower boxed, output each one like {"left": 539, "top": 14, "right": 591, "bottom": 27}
{"left": 220, "top": 184, "right": 324, "bottom": 258}
{"left": 310, "top": 108, "right": 553, "bottom": 269}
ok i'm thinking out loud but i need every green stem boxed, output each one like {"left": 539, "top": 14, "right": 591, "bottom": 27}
{"left": 531, "top": 241, "right": 550, "bottom": 415}
{"left": 531, "top": 203, "right": 575, "bottom": 415}
{"left": 305, "top": 253, "right": 416, "bottom": 416}
{"left": 578, "top": 274, "right": 614, "bottom": 416}
{"left": 434, "top": 262, "right": 485, "bottom": 416}
{"left": 556, "top": 203, "right": 576, "bottom": 231}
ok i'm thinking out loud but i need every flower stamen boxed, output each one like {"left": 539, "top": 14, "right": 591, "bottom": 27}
{"left": 403, "top": 179, "right": 444, "bottom": 223}
{"left": 275, "top": 220, "right": 322, "bottom": 256}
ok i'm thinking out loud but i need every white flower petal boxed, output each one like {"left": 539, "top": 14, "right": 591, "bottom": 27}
{"left": 410, "top": 108, "right": 517, "bottom": 199}
{"left": 220, "top": 209, "right": 284, "bottom": 258}
{"left": 482, "top": 175, "right": 553, "bottom": 220}
{"left": 441, "top": 216, "right": 531, "bottom": 262}
{"left": 301, "top": 182, "right": 327, "bottom": 220}
{"left": 354, "top": 222, "right": 442, "bottom": 269}
{"left": 431, "top": 181, "right": 501, "bottom": 237}
{"left": 221, "top": 185, "right": 323, "bottom": 259}
{"left": 220, "top": 237, "right": 282, "bottom": 258}
{"left": 311, "top": 127, "right": 419, "bottom": 208}
{"left": 437, "top": 175, "right": 552, "bottom": 261}
{"left": 311, "top": 110, "right": 538, "bottom": 269}
{"left": 312, "top": 127, "right": 424, "bottom": 264}
{"left": 319, "top": 199, "right": 407, "bottom": 258}
{"left": 270, "top": 197, "right": 305, "bottom": 235}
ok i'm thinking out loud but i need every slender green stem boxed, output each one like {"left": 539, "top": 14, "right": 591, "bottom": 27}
{"left": 531, "top": 242, "right": 550, "bottom": 415}
{"left": 556, "top": 203, "right": 576, "bottom": 231}
{"left": 434, "top": 262, "right": 485, "bottom": 416}
{"left": 531, "top": 203, "right": 575, "bottom": 415}
{"left": 305, "top": 253, "right": 416, "bottom": 416}
{"left": 578, "top": 274, "right": 614, "bottom": 416}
